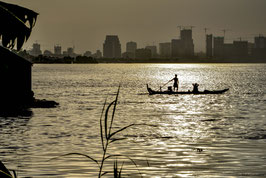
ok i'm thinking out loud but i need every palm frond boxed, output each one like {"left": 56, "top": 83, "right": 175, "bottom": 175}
{"left": 0, "top": 1, "right": 38, "bottom": 50}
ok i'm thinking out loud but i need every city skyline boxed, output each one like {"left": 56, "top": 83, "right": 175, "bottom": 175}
{"left": 6, "top": 0, "right": 266, "bottom": 53}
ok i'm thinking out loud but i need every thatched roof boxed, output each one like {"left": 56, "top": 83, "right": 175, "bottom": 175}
{"left": 0, "top": 1, "right": 38, "bottom": 50}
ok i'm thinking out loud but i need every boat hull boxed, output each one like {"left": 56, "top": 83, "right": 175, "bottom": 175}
{"left": 147, "top": 84, "right": 229, "bottom": 95}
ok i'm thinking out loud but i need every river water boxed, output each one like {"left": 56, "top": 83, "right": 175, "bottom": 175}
{"left": 1, "top": 64, "right": 266, "bottom": 177}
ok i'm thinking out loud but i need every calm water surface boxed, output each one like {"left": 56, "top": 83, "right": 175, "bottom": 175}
{"left": 1, "top": 64, "right": 266, "bottom": 177}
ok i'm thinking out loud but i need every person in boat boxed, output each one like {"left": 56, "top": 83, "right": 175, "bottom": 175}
{"left": 169, "top": 74, "right": 179, "bottom": 91}
{"left": 192, "top": 83, "right": 199, "bottom": 93}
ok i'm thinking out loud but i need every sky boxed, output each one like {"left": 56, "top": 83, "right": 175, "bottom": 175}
{"left": 6, "top": 0, "right": 266, "bottom": 54}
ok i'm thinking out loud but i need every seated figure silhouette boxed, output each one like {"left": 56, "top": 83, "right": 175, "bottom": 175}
{"left": 192, "top": 83, "right": 199, "bottom": 93}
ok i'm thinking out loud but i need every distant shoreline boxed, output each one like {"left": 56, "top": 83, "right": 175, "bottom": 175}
{"left": 33, "top": 59, "right": 266, "bottom": 64}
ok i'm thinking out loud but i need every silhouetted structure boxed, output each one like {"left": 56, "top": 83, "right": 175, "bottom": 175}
{"left": 84, "top": 51, "right": 92, "bottom": 57}
{"left": 122, "top": 52, "right": 135, "bottom": 59}
{"left": 0, "top": 46, "right": 33, "bottom": 107}
{"left": 213, "top": 37, "right": 224, "bottom": 58}
{"left": 171, "top": 39, "right": 182, "bottom": 58}
{"left": 171, "top": 29, "right": 195, "bottom": 58}
{"left": 29, "top": 43, "right": 42, "bottom": 56}
{"left": 233, "top": 41, "right": 248, "bottom": 58}
{"left": 43, "top": 50, "right": 53, "bottom": 57}
{"left": 67, "top": 47, "right": 75, "bottom": 57}
{"left": 126, "top": 41, "right": 137, "bottom": 58}
{"left": 180, "top": 29, "right": 194, "bottom": 57}
{"left": 159, "top": 42, "right": 171, "bottom": 58}
{"left": 206, "top": 34, "right": 213, "bottom": 58}
{"left": 93, "top": 50, "right": 102, "bottom": 58}
{"left": 145, "top": 45, "right": 157, "bottom": 58}
{"left": 103, "top": 35, "right": 121, "bottom": 58}
{"left": 135, "top": 48, "right": 152, "bottom": 59}
{"left": 252, "top": 36, "right": 266, "bottom": 59}
{"left": 54, "top": 45, "right": 62, "bottom": 56}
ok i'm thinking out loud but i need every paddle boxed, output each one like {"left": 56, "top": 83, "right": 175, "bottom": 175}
{"left": 159, "top": 79, "right": 172, "bottom": 90}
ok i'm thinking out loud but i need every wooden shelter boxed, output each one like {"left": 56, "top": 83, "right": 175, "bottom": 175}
{"left": 0, "top": 46, "right": 33, "bottom": 107}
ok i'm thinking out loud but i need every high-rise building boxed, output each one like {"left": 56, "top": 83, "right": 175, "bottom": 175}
{"left": 126, "top": 41, "right": 137, "bottom": 58}
{"left": 54, "top": 45, "right": 62, "bottom": 56}
{"left": 159, "top": 42, "right": 171, "bottom": 58}
{"left": 171, "top": 29, "right": 195, "bottom": 58}
{"left": 30, "top": 43, "right": 42, "bottom": 56}
{"left": 252, "top": 36, "right": 266, "bottom": 59}
{"left": 233, "top": 41, "right": 248, "bottom": 58}
{"left": 126, "top": 41, "right": 137, "bottom": 53}
{"left": 206, "top": 34, "right": 213, "bottom": 58}
{"left": 67, "top": 47, "right": 74, "bottom": 57}
{"left": 180, "top": 29, "right": 194, "bottom": 57}
{"left": 254, "top": 36, "right": 266, "bottom": 49}
{"left": 213, "top": 37, "right": 224, "bottom": 58}
{"left": 145, "top": 45, "right": 157, "bottom": 58}
{"left": 103, "top": 35, "right": 121, "bottom": 58}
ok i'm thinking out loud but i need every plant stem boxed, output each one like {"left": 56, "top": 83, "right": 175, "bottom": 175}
{"left": 98, "top": 140, "right": 109, "bottom": 178}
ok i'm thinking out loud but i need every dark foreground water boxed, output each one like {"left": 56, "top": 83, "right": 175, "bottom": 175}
{"left": 1, "top": 64, "right": 266, "bottom": 177}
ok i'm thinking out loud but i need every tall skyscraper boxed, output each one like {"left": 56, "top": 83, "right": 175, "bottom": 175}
{"left": 103, "top": 35, "right": 121, "bottom": 58}
{"left": 180, "top": 29, "right": 194, "bottom": 57}
{"left": 206, "top": 34, "right": 213, "bottom": 58}
{"left": 171, "top": 29, "right": 195, "bottom": 58}
{"left": 159, "top": 42, "right": 171, "bottom": 58}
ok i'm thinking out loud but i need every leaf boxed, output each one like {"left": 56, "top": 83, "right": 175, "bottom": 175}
{"left": 104, "top": 100, "right": 115, "bottom": 140}
{"left": 118, "top": 161, "right": 125, "bottom": 178}
{"left": 101, "top": 171, "right": 110, "bottom": 176}
{"left": 100, "top": 98, "right": 108, "bottom": 151}
{"left": 0, "top": 170, "right": 13, "bottom": 178}
{"left": 49, "top": 153, "right": 99, "bottom": 167}
{"left": 113, "top": 159, "right": 118, "bottom": 177}
{"left": 108, "top": 85, "right": 120, "bottom": 137}
{"left": 108, "top": 124, "right": 136, "bottom": 140}
{"left": 109, "top": 138, "right": 127, "bottom": 144}
{"left": 103, "top": 154, "right": 143, "bottom": 178}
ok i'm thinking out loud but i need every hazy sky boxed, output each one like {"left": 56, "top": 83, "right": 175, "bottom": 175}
{"left": 7, "top": 0, "right": 266, "bottom": 54}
